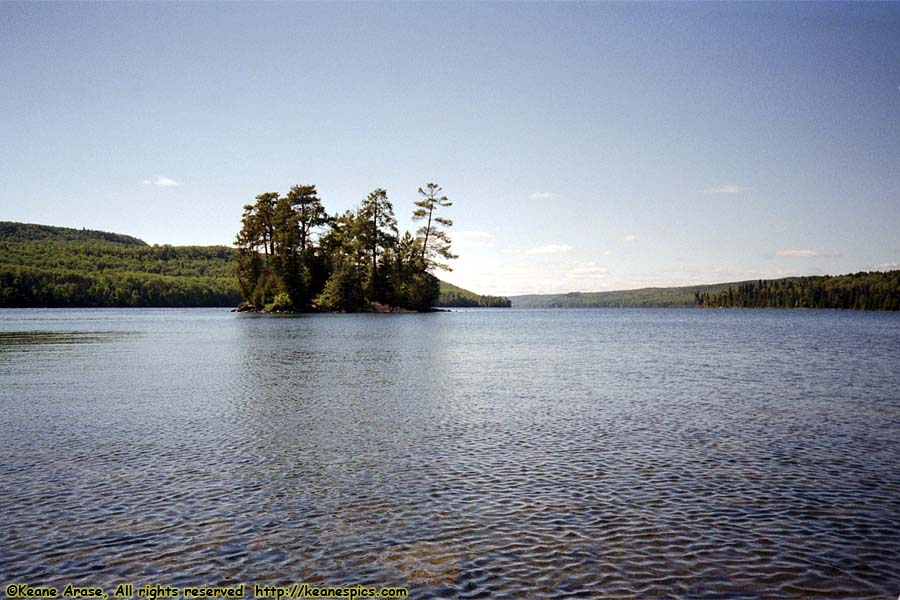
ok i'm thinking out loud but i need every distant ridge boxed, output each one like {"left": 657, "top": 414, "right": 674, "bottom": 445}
{"left": 437, "top": 280, "right": 511, "bottom": 308}
{"left": 0, "top": 221, "right": 239, "bottom": 307}
{"left": 510, "top": 282, "right": 747, "bottom": 308}
{"left": 0, "top": 221, "right": 147, "bottom": 247}
{"left": 510, "top": 271, "right": 900, "bottom": 311}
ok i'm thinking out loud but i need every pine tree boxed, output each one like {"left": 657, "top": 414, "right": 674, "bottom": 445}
{"left": 358, "top": 188, "right": 398, "bottom": 302}
{"left": 412, "top": 182, "right": 457, "bottom": 272}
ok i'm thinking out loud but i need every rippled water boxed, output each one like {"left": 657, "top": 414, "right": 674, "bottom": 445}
{"left": 1, "top": 308, "right": 899, "bottom": 599}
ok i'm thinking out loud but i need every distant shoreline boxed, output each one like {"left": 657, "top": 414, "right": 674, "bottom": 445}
{"left": 2, "top": 221, "right": 897, "bottom": 311}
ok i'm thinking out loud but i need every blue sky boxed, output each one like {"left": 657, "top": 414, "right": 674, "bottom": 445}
{"left": 2, "top": 2, "right": 898, "bottom": 295}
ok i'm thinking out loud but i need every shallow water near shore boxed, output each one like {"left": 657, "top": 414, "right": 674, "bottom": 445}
{"left": 1, "top": 307, "right": 899, "bottom": 599}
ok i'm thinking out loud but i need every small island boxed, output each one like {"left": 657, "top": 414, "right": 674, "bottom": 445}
{"left": 235, "top": 182, "right": 461, "bottom": 313}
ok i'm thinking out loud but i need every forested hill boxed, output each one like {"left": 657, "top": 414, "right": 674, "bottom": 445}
{"left": 695, "top": 271, "right": 900, "bottom": 311}
{"left": 437, "top": 280, "right": 511, "bottom": 307}
{"left": 510, "top": 271, "right": 900, "bottom": 311}
{"left": 510, "top": 282, "right": 737, "bottom": 308}
{"left": 0, "top": 222, "right": 146, "bottom": 246}
{"left": 0, "top": 221, "right": 241, "bottom": 307}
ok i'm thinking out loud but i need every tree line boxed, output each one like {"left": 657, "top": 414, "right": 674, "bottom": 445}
{"left": 0, "top": 238, "right": 235, "bottom": 279}
{"left": 0, "top": 221, "right": 146, "bottom": 246}
{"left": 235, "top": 183, "right": 456, "bottom": 312}
{"left": 437, "top": 292, "right": 512, "bottom": 308}
{"left": 695, "top": 271, "right": 900, "bottom": 311}
{"left": 0, "top": 265, "right": 240, "bottom": 307}
{"left": 436, "top": 280, "right": 511, "bottom": 307}
{"left": 0, "top": 222, "right": 240, "bottom": 307}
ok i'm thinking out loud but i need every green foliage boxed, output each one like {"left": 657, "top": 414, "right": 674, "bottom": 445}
{"left": 413, "top": 182, "right": 457, "bottom": 272}
{"left": 477, "top": 295, "right": 512, "bottom": 308}
{"left": 511, "top": 286, "right": 712, "bottom": 308}
{"left": 314, "top": 261, "right": 367, "bottom": 312}
{"left": 285, "top": 184, "right": 327, "bottom": 253}
{"left": 249, "top": 271, "right": 282, "bottom": 310}
{"left": 0, "top": 222, "right": 240, "bottom": 308}
{"left": 437, "top": 280, "right": 511, "bottom": 308}
{"left": 0, "top": 264, "right": 239, "bottom": 308}
{"left": 264, "top": 292, "right": 294, "bottom": 312}
{"left": 696, "top": 272, "right": 900, "bottom": 311}
{"left": 401, "top": 271, "right": 441, "bottom": 312}
{"left": 236, "top": 182, "right": 461, "bottom": 312}
{"left": 0, "top": 222, "right": 145, "bottom": 246}
{"left": 358, "top": 188, "right": 399, "bottom": 302}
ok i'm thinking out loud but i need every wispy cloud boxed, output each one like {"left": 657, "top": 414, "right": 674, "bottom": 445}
{"left": 704, "top": 184, "right": 751, "bottom": 194}
{"left": 452, "top": 230, "right": 494, "bottom": 249}
{"left": 500, "top": 243, "right": 574, "bottom": 255}
{"left": 524, "top": 244, "right": 573, "bottom": 255}
{"left": 624, "top": 234, "right": 639, "bottom": 242}
{"left": 776, "top": 249, "right": 817, "bottom": 257}
{"left": 142, "top": 176, "right": 180, "bottom": 187}
{"left": 449, "top": 256, "right": 610, "bottom": 295}
{"left": 571, "top": 261, "right": 609, "bottom": 276}
{"left": 530, "top": 192, "right": 560, "bottom": 200}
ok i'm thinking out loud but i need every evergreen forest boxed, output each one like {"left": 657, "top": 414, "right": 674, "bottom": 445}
{"left": 234, "top": 182, "right": 461, "bottom": 312}
{"left": 437, "top": 281, "right": 512, "bottom": 308}
{"left": 0, "top": 222, "right": 241, "bottom": 307}
{"left": 695, "top": 272, "right": 900, "bottom": 311}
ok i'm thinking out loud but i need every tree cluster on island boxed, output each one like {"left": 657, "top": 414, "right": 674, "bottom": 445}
{"left": 234, "top": 183, "right": 457, "bottom": 312}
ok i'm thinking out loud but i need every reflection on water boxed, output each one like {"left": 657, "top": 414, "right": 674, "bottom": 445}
{"left": 1, "top": 308, "right": 899, "bottom": 599}
{"left": 0, "top": 331, "right": 118, "bottom": 348}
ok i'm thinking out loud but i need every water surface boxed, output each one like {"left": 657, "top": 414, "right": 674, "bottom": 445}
{"left": 1, "top": 308, "right": 899, "bottom": 598}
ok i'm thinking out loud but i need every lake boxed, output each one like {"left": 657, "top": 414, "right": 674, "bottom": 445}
{"left": 1, "top": 308, "right": 898, "bottom": 599}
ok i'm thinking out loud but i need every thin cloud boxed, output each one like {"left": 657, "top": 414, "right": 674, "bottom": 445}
{"left": 530, "top": 192, "right": 560, "bottom": 200}
{"left": 624, "top": 234, "right": 639, "bottom": 242}
{"left": 776, "top": 249, "right": 818, "bottom": 257}
{"left": 452, "top": 230, "right": 494, "bottom": 249}
{"left": 455, "top": 258, "right": 609, "bottom": 295}
{"left": 142, "top": 176, "right": 180, "bottom": 187}
{"left": 454, "top": 230, "right": 492, "bottom": 240}
{"left": 525, "top": 244, "right": 573, "bottom": 255}
{"left": 704, "top": 184, "right": 751, "bottom": 194}
{"left": 571, "top": 262, "right": 609, "bottom": 276}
